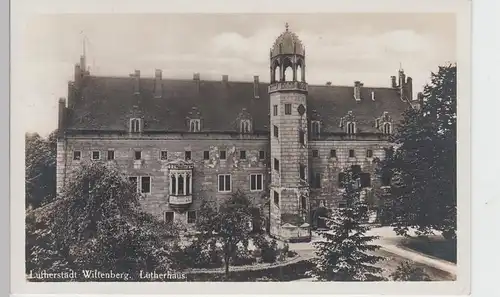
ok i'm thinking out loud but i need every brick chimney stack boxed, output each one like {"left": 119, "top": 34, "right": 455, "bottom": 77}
{"left": 58, "top": 97, "right": 66, "bottom": 131}
{"left": 354, "top": 81, "right": 363, "bottom": 101}
{"left": 391, "top": 76, "right": 397, "bottom": 88}
{"left": 154, "top": 69, "right": 162, "bottom": 98}
{"left": 253, "top": 75, "right": 260, "bottom": 98}
{"left": 133, "top": 70, "right": 140, "bottom": 95}
{"left": 222, "top": 74, "right": 229, "bottom": 83}
{"left": 406, "top": 77, "right": 413, "bottom": 101}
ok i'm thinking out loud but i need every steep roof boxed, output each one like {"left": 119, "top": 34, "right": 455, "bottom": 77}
{"left": 65, "top": 75, "right": 411, "bottom": 134}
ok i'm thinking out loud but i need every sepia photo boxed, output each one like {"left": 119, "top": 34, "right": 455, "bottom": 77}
{"left": 11, "top": 0, "right": 471, "bottom": 295}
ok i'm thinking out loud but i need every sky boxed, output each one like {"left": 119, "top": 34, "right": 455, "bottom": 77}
{"left": 14, "top": 13, "right": 456, "bottom": 136}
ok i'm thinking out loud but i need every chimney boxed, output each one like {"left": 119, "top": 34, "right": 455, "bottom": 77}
{"left": 193, "top": 73, "right": 200, "bottom": 81}
{"left": 80, "top": 55, "right": 86, "bottom": 74}
{"left": 74, "top": 63, "right": 82, "bottom": 87}
{"left": 253, "top": 75, "right": 260, "bottom": 98}
{"left": 398, "top": 69, "right": 406, "bottom": 88}
{"left": 154, "top": 69, "right": 162, "bottom": 98}
{"left": 133, "top": 70, "right": 140, "bottom": 95}
{"left": 193, "top": 73, "right": 200, "bottom": 92}
{"left": 390, "top": 76, "right": 397, "bottom": 88}
{"left": 326, "top": 81, "right": 332, "bottom": 86}
{"left": 371, "top": 90, "right": 375, "bottom": 101}
{"left": 222, "top": 75, "right": 229, "bottom": 83}
{"left": 354, "top": 81, "right": 363, "bottom": 101}
{"left": 58, "top": 97, "right": 66, "bottom": 130}
{"left": 406, "top": 77, "right": 413, "bottom": 101}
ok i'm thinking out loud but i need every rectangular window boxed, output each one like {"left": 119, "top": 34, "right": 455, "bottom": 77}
{"left": 259, "top": 150, "right": 265, "bottom": 160}
{"left": 273, "top": 125, "right": 279, "bottom": 138}
{"left": 129, "top": 176, "right": 139, "bottom": 192}
{"left": 273, "top": 105, "right": 278, "bottom": 116}
{"left": 73, "top": 151, "right": 81, "bottom": 160}
{"left": 349, "top": 149, "right": 355, "bottom": 158}
{"left": 366, "top": 149, "right": 373, "bottom": 158}
{"left": 301, "top": 196, "right": 307, "bottom": 210}
{"left": 165, "top": 211, "right": 174, "bottom": 224}
{"left": 107, "top": 150, "right": 115, "bottom": 160}
{"left": 203, "top": 151, "right": 210, "bottom": 160}
{"left": 141, "top": 176, "right": 151, "bottom": 193}
{"left": 250, "top": 174, "right": 263, "bottom": 191}
{"left": 299, "top": 130, "right": 305, "bottom": 145}
{"left": 299, "top": 164, "right": 306, "bottom": 180}
{"left": 360, "top": 173, "right": 371, "bottom": 187}
{"left": 218, "top": 174, "right": 231, "bottom": 192}
{"left": 135, "top": 150, "right": 142, "bottom": 160}
{"left": 160, "top": 150, "right": 168, "bottom": 160}
{"left": 185, "top": 151, "right": 191, "bottom": 161}
{"left": 339, "top": 202, "right": 347, "bottom": 208}
{"left": 330, "top": 149, "right": 337, "bottom": 158}
{"left": 381, "top": 170, "right": 392, "bottom": 186}
{"left": 312, "top": 150, "right": 319, "bottom": 158}
{"left": 285, "top": 103, "right": 292, "bottom": 115}
{"left": 92, "top": 151, "right": 100, "bottom": 160}
{"left": 313, "top": 173, "right": 321, "bottom": 188}
{"left": 220, "top": 150, "right": 226, "bottom": 160}
{"left": 187, "top": 211, "right": 197, "bottom": 224}
{"left": 274, "top": 158, "right": 280, "bottom": 172}
{"left": 274, "top": 191, "right": 279, "bottom": 205}
{"left": 240, "top": 150, "right": 246, "bottom": 159}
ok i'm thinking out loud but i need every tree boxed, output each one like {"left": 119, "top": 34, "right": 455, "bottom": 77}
{"left": 25, "top": 132, "right": 57, "bottom": 209}
{"left": 390, "top": 261, "right": 430, "bottom": 281}
{"left": 378, "top": 64, "right": 457, "bottom": 239}
{"left": 195, "top": 190, "right": 253, "bottom": 279}
{"left": 310, "top": 167, "right": 384, "bottom": 281}
{"left": 26, "top": 161, "right": 180, "bottom": 278}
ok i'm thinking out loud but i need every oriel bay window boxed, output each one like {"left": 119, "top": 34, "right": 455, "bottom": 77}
{"left": 170, "top": 172, "right": 192, "bottom": 196}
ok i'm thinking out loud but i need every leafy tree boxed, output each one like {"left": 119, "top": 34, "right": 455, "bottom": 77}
{"left": 25, "top": 132, "right": 57, "bottom": 209}
{"left": 378, "top": 64, "right": 457, "bottom": 239}
{"left": 310, "top": 167, "right": 384, "bottom": 281}
{"left": 390, "top": 261, "right": 431, "bottom": 281}
{"left": 27, "top": 161, "right": 180, "bottom": 278}
{"left": 195, "top": 190, "right": 253, "bottom": 278}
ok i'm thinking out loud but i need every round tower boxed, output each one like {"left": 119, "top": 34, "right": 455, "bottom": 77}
{"left": 268, "top": 23, "right": 311, "bottom": 242}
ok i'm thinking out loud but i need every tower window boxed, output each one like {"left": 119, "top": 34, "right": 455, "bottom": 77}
{"left": 285, "top": 103, "right": 292, "bottom": 115}
{"left": 240, "top": 120, "right": 251, "bottom": 133}
{"left": 274, "top": 158, "right": 280, "bottom": 172}
{"left": 299, "top": 164, "right": 306, "bottom": 180}
{"left": 299, "top": 130, "right": 305, "bottom": 145}
{"left": 349, "top": 149, "right": 355, "bottom": 158}
{"left": 185, "top": 151, "right": 191, "bottom": 161}
{"left": 274, "top": 125, "right": 279, "bottom": 138}
{"left": 330, "top": 149, "right": 337, "bottom": 158}
{"left": 274, "top": 191, "right": 279, "bottom": 205}
{"left": 312, "top": 150, "right": 319, "bottom": 158}
{"left": 273, "top": 105, "right": 278, "bottom": 116}
{"left": 301, "top": 196, "right": 307, "bottom": 210}
{"left": 347, "top": 122, "right": 356, "bottom": 134}
{"left": 240, "top": 150, "right": 246, "bottom": 159}
{"left": 366, "top": 149, "right": 373, "bottom": 158}
{"left": 189, "top": 119, "right": 201, "bottom": 132}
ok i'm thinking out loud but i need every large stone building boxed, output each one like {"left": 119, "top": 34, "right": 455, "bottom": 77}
{"left": 56, "top": 25, "right": 418, "bottom": 241}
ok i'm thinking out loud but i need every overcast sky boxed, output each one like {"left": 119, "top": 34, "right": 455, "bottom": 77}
{"left": 15, "top": 13, "right": 456, "bottom": 136}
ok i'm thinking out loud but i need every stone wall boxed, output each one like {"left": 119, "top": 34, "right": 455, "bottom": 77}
{"left": 57, "top": 134, "right": 270, "bottom": 225}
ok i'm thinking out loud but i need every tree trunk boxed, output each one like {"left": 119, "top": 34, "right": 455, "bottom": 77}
{"left": 224, "top": 255, "right": 230, "bottom": 279}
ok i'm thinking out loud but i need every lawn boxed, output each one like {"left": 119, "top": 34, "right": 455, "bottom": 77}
{"left": 398, "top": 236, "right": 457, "bottom": 264}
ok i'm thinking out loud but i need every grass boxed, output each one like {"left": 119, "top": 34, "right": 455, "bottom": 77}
{"left": 399, "top": 236, "right": 457, "bottom": 264}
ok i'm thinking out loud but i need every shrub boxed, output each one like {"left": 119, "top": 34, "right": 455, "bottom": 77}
{"left": 232, "top": 246, "right": 256, "bottom": 266}
{"left": 260, "top": 239, "right": 279, "bottom": 263}
{"left": 390, "top": 261, "right": 431, "bottom": 281}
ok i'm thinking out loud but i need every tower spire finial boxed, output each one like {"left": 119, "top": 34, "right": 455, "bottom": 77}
{"left": 285, "top": 22, "right": 289, "bottom": 32}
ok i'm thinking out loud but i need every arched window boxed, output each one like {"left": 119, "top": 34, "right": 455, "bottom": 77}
{"left": 272, "top": 60, "right": 280, "bottom": 83}
{"left": 240, "top": 120, "right": 251, "bottom": 133}
{"left": 296, "top": 63, "right": 303, "bottom": 82}
{"left": 347, "top": 122, "right": 356, "bottom": 134}
{"left": 282, "top": 58, "right": 293, "bottom": 81}
{"left": 170, "top": 172, "right": 193, "bottom": 196}
{"left": 383, "top": 122, "right": 391, "bottom": 134}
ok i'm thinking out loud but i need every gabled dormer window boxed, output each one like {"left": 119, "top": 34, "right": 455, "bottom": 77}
{"left": 189, "top": 119, "right": 201, "bottom": 132}
{"left": 311, "top": 121, "right": 321, "bottom": 137}
{"left": 240, "top": 120, "right": 251, "bottom": 133}
{"left": 347, "top": 122, "right": 356, "bottom": 134}
{"left": 130, "top": 118, "right": 142, "bottom": 133}
{"left": 383, "top": 122, "right": 392, "bottom": 134}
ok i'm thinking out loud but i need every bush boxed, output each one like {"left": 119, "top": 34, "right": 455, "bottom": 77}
{"left": 390, "top": 261, "right": 431, "bottom": 281}
{"left": 256, "top": 238, "right": 278, "bottom": 263}
{"left": 178, "top": 240, "right": 223, "bottom": 269}
{"left": 232, "top": 246, "right": 256, "bottom": 266}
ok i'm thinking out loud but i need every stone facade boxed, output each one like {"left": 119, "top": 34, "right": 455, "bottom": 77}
{"left": 55, "top": 24, "right": 414, "bottom": 241}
